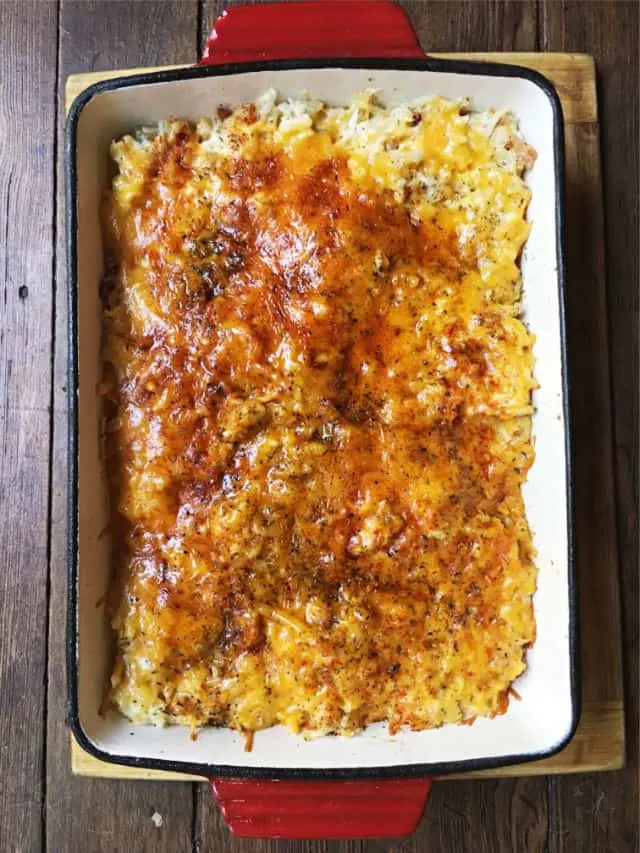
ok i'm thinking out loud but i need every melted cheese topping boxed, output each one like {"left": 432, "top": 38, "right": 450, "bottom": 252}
{"left": 104, "top": 91, "right": 537, "bottom": 736}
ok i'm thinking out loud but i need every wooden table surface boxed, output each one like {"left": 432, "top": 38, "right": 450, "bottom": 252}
{"left": 0, "top": 1, "right": 636, "bottom": 851}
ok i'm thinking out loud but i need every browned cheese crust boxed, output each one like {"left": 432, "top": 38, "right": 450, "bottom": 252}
{"left": 103, "top": 92, "right": 537, "bottom": 736}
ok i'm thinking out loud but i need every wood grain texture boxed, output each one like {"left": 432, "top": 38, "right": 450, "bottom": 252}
{"left": 403, "top": 0, "right": 539, "bottom": 53}
{"left": 46, "top": 3, "right": 199, "bottom": 852}
{"left": 562, "top": 119, "right": 624, "bottom": 705}
{"left": 541, "top": 2, "right": 639, "bottom": 851}
{"left": 0, "top": 2, "right": 58, "bottom": 852}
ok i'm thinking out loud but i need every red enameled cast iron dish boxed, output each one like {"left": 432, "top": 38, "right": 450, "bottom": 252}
{"left": 66, "top": 1, "right": 579, "bottom": 838}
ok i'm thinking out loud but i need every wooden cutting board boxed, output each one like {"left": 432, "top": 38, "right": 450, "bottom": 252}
{"left": 67, "top": 53, "right": 625, "bottom": 780}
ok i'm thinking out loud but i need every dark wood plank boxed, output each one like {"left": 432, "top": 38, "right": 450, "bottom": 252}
{"left": 562, "top": 121, "right": 625, "bottom": 703}
{"left": 541, "top": 1, "right": 639, "bottom": 851}
{"left": 423, "top": 778, "right": 548, "bottom": 853}
{"left": 46, "top": 2, "right": 199, "bottom": 852}
{"left": 195, "top": 2, "right": 548, "bottom": 850}
{"left": 401, "top": 0, "right": 538, "bottom": 52}
{"left": 0, "top": 2, "right": 58, "bottom": 851}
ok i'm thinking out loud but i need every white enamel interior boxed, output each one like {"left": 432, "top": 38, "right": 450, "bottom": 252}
{"left": 72, "top": 65, "right": 574, "bottom": 772}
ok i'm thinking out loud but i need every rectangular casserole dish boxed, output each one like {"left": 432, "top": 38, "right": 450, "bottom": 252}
{"left": 66, "top": 0, "right": 578, "bottom": 817}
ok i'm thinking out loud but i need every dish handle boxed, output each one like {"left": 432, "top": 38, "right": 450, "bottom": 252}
{"left": 202, "top": 0, "right": 430, "bottom": 840}
{"left": 209, "top": 777, "right": 432, "bottom": 839}
{"left": 200, "top": 0, "right": 425, "bottom": 64}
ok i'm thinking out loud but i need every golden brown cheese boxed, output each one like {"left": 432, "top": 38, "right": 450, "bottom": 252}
{"left": 103, "top": 91, "right": 537, "bottom": 736}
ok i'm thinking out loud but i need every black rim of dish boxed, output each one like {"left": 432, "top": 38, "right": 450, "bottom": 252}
{"left": 65, "top": 56, "right": 579, "bottom": 780}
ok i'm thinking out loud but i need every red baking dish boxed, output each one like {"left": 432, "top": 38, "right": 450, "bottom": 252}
{"left": 66, "top": 0, "right": 579, "bottom": 839}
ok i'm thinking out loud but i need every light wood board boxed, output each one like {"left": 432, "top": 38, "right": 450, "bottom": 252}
{"left": 67, "top": 53, "right": 625, "bottom": 780}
